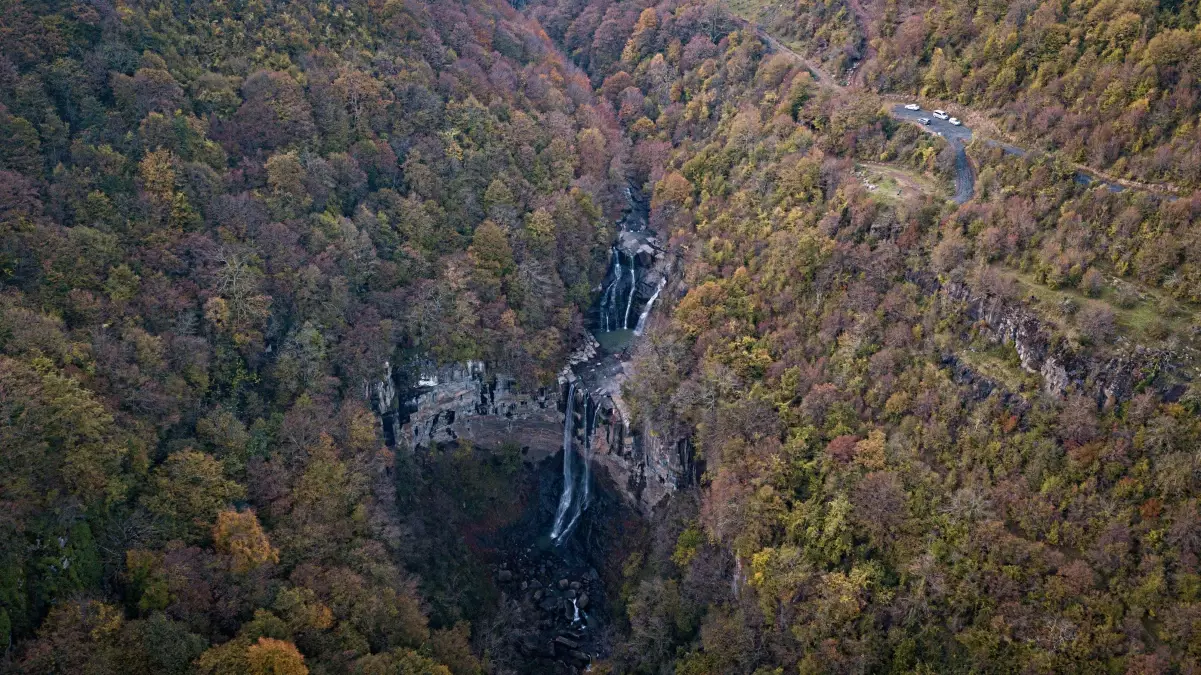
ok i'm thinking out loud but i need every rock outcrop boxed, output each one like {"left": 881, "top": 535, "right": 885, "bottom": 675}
{"left": 374, "top": 360, "right": 565, "bottom": 462}
{"left": 943, "top": 281, "right": 1191, "bottom": 402}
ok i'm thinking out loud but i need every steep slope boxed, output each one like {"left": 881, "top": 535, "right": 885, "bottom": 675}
{"left": 522, "top": 0, "right": 1201, "bottom": 671}
{"left": 0, "top": 0, "right": 631, "bottom": 669}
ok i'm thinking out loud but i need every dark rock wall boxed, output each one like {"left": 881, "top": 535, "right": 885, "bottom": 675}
{"left": 943, "top": 282, "right": 1190, "bottom": 402}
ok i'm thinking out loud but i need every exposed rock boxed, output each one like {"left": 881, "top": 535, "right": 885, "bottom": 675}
{"left": 497, "top": 569, "right": 513, "bottom": 583}
{"left": 943, "top": 281, "right": 1190, "bottom": 400}
{"left": 376, "top": 361, "right": 563, "bottom": 459}
{"left": 577, "top": 592, "right": 589, "bottom": 609}
{"left": 554, "top": 636, "right": 580, "bottom": 650}
{"left": 558, "top": 579, "right": 569, "bottom": 590}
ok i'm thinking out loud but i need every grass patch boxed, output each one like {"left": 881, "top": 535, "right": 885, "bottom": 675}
{"left": 957, "top": 341, "right": 1037, "bottom": 394}
{"left": 1000, "top": 265, "right": 1200, "bottom": 354}
{"left": 855, "top": 162, "right": 948, "bottom": 204}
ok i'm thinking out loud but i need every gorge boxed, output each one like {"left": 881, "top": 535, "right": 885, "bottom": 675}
{"left": 367, "top": 186, "right": 689, "bottom": 668}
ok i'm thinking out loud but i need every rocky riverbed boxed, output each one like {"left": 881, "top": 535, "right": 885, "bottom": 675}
{"left": 470, "top": 447, "right": 643, "bottom": 674}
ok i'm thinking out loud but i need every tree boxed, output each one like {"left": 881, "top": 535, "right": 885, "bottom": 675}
{"left": 213, "top": 510, "right": 278, "bottom": 573}
{"left": 467, "top": 220, "right": 515, "bottom": 302}
{"left": 233, "top": 71, "right": 316, "bottom": 153}
{"left": 143, "top": 450, "right": 245, "bottom": 542}
{"left": 246, "top": 637, "right": 308, "bottom": 675}
{"left": 16, "top": 600, "right": 123, "bottom": 674}
{"left": 266, "top": 151, "right": 312, "bottom": 219}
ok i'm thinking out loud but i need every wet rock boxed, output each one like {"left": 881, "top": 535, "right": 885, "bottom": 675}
{"left": 569, "top": 650, "right": 589, "bottom": 664}
{"left": 569, "top": 581, "right": 581, "bottom": 590}
{"left": 529, "top": 579, "right": 543, "bottom": 590}
{"left": 497, "top": 570, "right": 513, "bottom": 583}
{"left": 558, "top": 579, "right": 569, "bottom": 589}
{"left": 577, "top": 592, "right": 589, "bottom": 609}
{"left": 566, "top": 589, "right": 576, "bottom": 599}
{"left": 554, "top": 636, "right": 580, "bottom": 650}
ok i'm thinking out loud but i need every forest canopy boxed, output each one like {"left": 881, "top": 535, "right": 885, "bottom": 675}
{"left": 4, "top": 0, "right": 1201, "bottom": 671}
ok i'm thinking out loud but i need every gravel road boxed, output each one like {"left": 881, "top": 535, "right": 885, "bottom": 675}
{"left": 890, "top": 104, "right": 975, "bottom": 203}
{"left": 891, "top": 103, "right": 1126, "bottom": 199}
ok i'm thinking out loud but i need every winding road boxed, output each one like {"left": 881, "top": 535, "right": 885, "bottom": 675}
{"left": 889, "top": 105, "right": 975, "bottom": 203}
{"left": 890, "top": 104, "right": 1130, "bottom": 200}
{"left": 744, "top": 19, "right": 1179, "bottom": 202}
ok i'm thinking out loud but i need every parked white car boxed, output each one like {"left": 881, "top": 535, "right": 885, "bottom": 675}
{"left": 949, "top": 117, "right": 962, "bottom": 125}
{"left": 904, "top": 103, "right": 920, "bottom": 110}
{"left": 932, "top": 110, "right": 949, "bottom": 120}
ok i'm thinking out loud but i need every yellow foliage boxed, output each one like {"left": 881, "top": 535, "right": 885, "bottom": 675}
{"left": 246, "top": 637, "right": 308, "bottom": 675}
{"left": 213, "top": 509, "right": 279, "bottom": 574}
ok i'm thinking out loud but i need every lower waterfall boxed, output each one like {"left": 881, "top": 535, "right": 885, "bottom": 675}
{"left": 549, "top": 382, "right": 576, "bottom": 541}
{"left": 551, "top": 392, "right": 596, "bottom": 544}
{"left": 560, "top": 399, "right": 595, "bottom": 540}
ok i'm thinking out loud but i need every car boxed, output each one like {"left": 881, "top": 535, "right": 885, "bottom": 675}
{"left": 917, "top": 117, "right": 931, "bottom": 125}
{"left": 949, "top": 117, "right": 961, "bottom": 125}
{"left": 904, "top": 103, "right": 920, "bottom": 111}
{"left": 932, "top": 110, "right": 949, "bottom": 120}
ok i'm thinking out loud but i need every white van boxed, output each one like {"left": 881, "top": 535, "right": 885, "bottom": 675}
{"left": 932, "top": 110, "right": 949, "bottom": 120}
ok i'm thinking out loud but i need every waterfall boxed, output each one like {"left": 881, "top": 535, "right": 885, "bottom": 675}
{"left": 601, "top": 248, "right": 621, "bottom": 332}
{"left": 549, "top": 382, "right": 577, "bottom": 541}
{"left": 623, "top": 253, "right": 637, "bottom": 329}
{"left": 580, "top": 400, "right": 595, "bottom": 511}
{"left": 633, "top": 278, "right": 667, "bottom": 336}
{"left": 560, "top": 399, "right": 595, "bottom": 539}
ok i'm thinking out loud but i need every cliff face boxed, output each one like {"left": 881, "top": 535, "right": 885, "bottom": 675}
{"left": 373, "top": 360, "right": 564, "bottom": 461}
{"left": 370, "top": 355, "right": 690, "bottom": 513}
{"left": 564, "top": 353, "right": 692, "bottom": 515}
{"left": 943, "top": 282, "right": 1190, "bottom": 402}
{"left": 371, "top": 212, "right": 691, "bottom": 514}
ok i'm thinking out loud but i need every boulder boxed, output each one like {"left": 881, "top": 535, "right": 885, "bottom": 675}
{"left": 577, "top": 592, "right": 589, "bottom": 609}
{"left": 553, "top": 636, "right": 580, "bottom": 650}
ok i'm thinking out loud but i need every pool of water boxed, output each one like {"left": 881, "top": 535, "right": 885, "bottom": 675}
{"left": 593, "top": 329, "right": 635, "bottom": 354}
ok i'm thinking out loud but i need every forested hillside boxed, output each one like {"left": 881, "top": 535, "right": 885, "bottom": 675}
{"left": 0, "top": 0, "right": 622, "bottom": 670}
{"left": 5, "top": 0, "right": 1201, "bottom": 671}
{"left": 527, "top": 0, "right": 1201, "bottom": 671}
{"left": 730, "top": 0, "right": 1201, "bottom": 188}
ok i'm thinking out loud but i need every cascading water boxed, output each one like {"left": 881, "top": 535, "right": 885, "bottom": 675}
{"left": 603, "top": 248, "right": 622, "bottom": 331}
{"left": 549, "top": 382, "right": 576, "bottom": 541}
{"left": 560, "top": 399, "right": 595, "bottom": 539}
{"left": 623, "top": 254, "right": 637, "bottom": 329}
{"left": 633, "top": 277, "right": 666, "bottom": 336}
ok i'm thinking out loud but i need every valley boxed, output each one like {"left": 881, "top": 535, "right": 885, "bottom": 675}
{"left": 3, "top": 0, "right": 1201, "bottom": 671}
